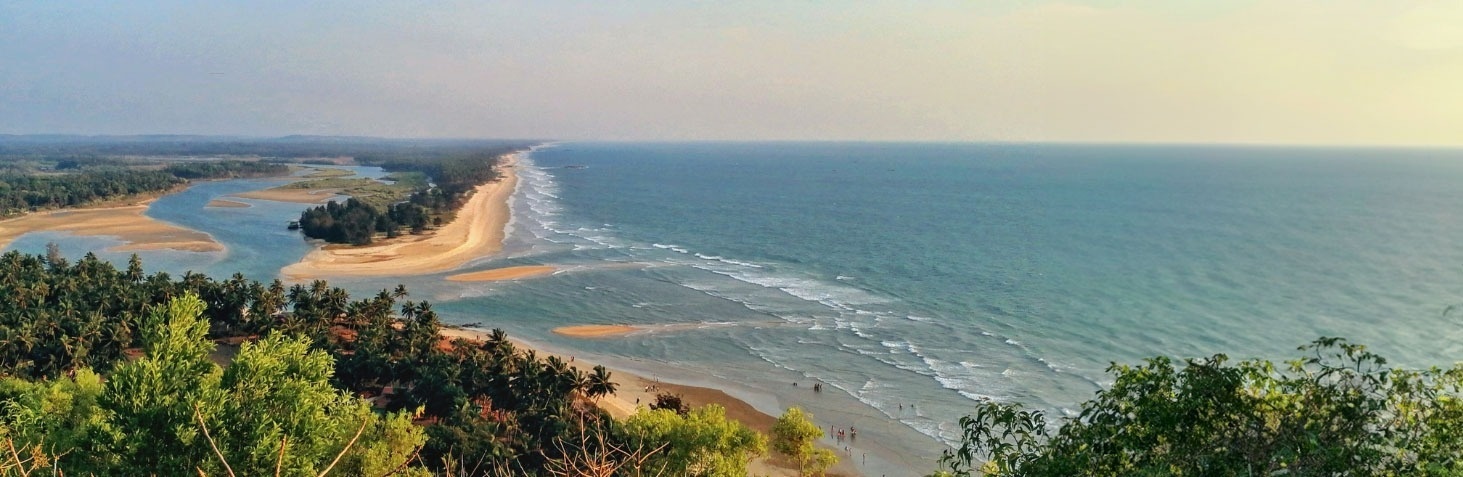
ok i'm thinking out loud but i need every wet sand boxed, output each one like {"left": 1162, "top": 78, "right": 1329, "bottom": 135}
{"left": 280, "top": 153, "right": 520, "bottom": 281}
{"left": 231, "top": 188, "right": 342, "bottom": 204}
{"left": 205, "top": 199, "right": 251, "bottom": 208}
{"left": 445, "top": 265, "right": 556, "bottom": 282}
{"left": 0, "top": 201, "right": 223, "bottom": 253}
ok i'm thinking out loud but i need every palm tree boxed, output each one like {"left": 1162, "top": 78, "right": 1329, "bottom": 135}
{"left": 585, "top": 365, "right": 618, "bottom": 402}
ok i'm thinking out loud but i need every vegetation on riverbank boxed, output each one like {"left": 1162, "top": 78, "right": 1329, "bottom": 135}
{"left": 0, "top": 148, "right": 285, "bottom": 217}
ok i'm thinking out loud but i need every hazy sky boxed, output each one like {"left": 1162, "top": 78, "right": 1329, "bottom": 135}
{"left": 3, "top": 1, "right": 1461, "bottom": 145}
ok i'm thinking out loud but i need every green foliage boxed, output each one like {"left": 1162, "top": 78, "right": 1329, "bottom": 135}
{"left": 650, "top": 392, "right": 689, "bottom": 415}
{"left": 0, "top": 252, "right": 672, "bottom": 476}
{"left": 0, "top": 293, "right": 427, "bottom": 476}
{"left": 0, "top": 369, "right": 120, "bottom": 470}
{"left": 771, "top": 407, "right": 837, "bottom": 476}
{"left": 619, "top": 404, "right": 766, "bottom": 477}
{"left": 937, "top": 337, "right": 1463, "bottom": 477}
{"left": 0, "top": 169, "right": 183, "bottom": 216}
{"left": 102, "top": 294, "right": 223, "bottom": 473}
{"left": 163, "top": 160, "right": 288, "bottom": 179}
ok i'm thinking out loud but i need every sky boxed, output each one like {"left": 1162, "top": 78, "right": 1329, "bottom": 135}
{"left": 2, "top": 1, "right": 1462, "bottom": 146}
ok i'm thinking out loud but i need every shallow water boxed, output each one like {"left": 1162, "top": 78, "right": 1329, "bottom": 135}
{"left": 11, "top": 145, "right": 1463, "bottom": 476}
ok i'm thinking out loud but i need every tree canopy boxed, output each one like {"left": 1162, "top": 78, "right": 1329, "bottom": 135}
{"left": 0, "top": 293, "right": 427, "bottom": 476}
{"left": 934, "top": 338, "right": 1463, "bottom": 477}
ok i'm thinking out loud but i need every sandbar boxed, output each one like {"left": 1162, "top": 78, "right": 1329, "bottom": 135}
{"left": 0, "top": 201, "right": 223, "bottom": 253}
{"left": 446, "top": 265, "right": 556, "bottom": 282}
{"left": 552, "top": 324, "right": 642, "bottom": 338}
{"left": 231, "top": 188, "right": 342, "bottom": 204}
{"left": 280, "top": 153, "right": 520, "bottom": 280}
{"left": 205, "top": 199, "right": 251, "bottom": 208}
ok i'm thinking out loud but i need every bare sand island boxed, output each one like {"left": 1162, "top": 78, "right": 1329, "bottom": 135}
{"left": 553, "top": 324, "right": 643, "bottom": 338}
{"left": 0, "top": 202, "right": 223, "bottom": 253}
{"left": 205, "top": 199, "right": 251, "bottom": 208}
{"left": 553, "top": 321, "right": 762, "bottom": 339}
{"left": 445, "top": 265, "right": 556, "bottom": 282}
{"left": 437, "top": 327, "right": 861, "bottom": 477}
{"left": 231, "top": 188, "right": 342, "bottom": 204}
{"left": 280, "top": 155, "right": 520, "bottom": 280}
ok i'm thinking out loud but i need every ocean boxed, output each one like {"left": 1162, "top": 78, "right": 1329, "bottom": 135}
{"left": 10, "top": 142, "right": 1463, "bottom": 476}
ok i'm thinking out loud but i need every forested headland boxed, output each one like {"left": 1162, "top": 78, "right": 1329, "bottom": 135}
{"left": 297, "top": 146, "right": 516, "bottom": 245}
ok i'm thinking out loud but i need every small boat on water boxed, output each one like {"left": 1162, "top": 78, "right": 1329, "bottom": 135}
{"left": 287, "top": 220, "right": 301, "bottom": 230}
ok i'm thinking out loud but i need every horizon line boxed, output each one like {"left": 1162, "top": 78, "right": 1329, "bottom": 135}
{"left": 2, "top": 133, "right": 1462, "bottom": 151}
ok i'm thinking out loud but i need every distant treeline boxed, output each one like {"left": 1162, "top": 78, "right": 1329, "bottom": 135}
{"left": 0, "top": 135, "right": 536, "bottom": 160}
{"left": 0, "top": 160, "right": 290, "bottom": 216}
{"left": 299, "top": 148, "right": 508, "bottom": 245}
{"left": 162, "top": 159, "right": 288, "bottom": 179}
{"left": 0, "top": 169, "right": 184, "bottom": 215}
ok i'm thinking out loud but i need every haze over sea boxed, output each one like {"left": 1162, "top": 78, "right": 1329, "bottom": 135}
{"left": 12, "top": 142, "right": 1463, "bottom": 475}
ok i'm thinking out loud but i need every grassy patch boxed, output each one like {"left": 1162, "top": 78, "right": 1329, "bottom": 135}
{"left": 381, "top": 171, "right": 429, "bottom": 189}
{"left": 302, "top": 167, "right": 356, "bottom": 178}
{"left": 277, "top": 177, "right": 416, "bottom": 210}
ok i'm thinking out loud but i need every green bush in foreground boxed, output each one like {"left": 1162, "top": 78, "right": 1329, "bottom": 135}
{"left": 934, "top": 338, "right": 1463, "bottom": 477}
{"left": 618, "top": 404, "right": 766, "bottom": 477}
{"left": 0, "top": 293, "right": 427, "bottom": 476}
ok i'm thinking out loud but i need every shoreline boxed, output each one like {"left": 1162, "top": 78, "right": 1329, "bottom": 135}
{"left": 279, "top": 153, "right": 521, "bottom": 281}
{"left": 439, "top": 326, "right": 864, "bottom": 477}
{"left": 0, "top": 195, "right": 224, "bottom": 254}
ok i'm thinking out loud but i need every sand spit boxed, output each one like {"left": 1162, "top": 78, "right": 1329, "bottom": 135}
{"left": 205, "top": 199, "right": 251, "bottom": 208}
{"left": 231, "top": 188, "right": 342, "bottom": 204}
{"left": 280, "top": 154, "right": 520, "bottom": 281}
{"left": 0, "top": 201, "right": 223, "bottom": 253}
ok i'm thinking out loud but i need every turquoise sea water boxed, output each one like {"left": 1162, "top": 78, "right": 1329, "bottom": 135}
{"left": 11, "top": 143, "right": 1463, "bottom": 476}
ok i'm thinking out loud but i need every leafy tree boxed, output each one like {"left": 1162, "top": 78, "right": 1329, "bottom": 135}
{"left": 935, "top": 337, "right": 1463, "bottom": 477}
{"left": 585, "top": 365, "right": 618, "bottom": 402}
{"left": 618, "top": 404, "right": 766, "bottom": 477}
{"left": 0, "top": 294, "right": 428, "bottom": 476}
{"left": 650, "top": 392, "right": 689, "bottom": 415}
{"left": 771, "top": 407, "right": 837, "bottom": 476}
{"left": 101, "top": 292, "right": 222, "bottom": 473}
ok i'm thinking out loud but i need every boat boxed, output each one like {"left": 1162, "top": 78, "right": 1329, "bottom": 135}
{"left": 287, "top": 220, "right": 301, "bottom": 230}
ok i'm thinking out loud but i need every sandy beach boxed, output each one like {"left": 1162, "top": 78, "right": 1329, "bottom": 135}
{"left": 0, "top": 201, "right": 223, "bottom": 253}
{"left": 445, "top": 265, "right": 556, "bottom": 282}
{"left": 438, "top": 327, "right": 861, "bottom": 477}
{"left": 552, "top": 324, "right": 642, "bottom": 338}
{"left": 280, "top": 154, "right": 520, "bottom": 281}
